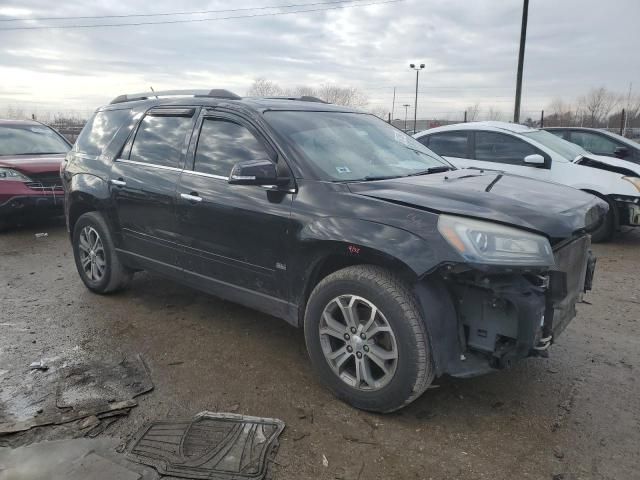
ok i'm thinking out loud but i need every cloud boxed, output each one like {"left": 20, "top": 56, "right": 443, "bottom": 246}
{"left": 0, "top": 0, "right": 638, "bottom": 119}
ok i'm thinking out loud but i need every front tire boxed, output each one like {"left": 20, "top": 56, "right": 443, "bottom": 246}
{"left": 304, "top": 265, "right": 434, "bottom": 413}
{"left": 72, "top": 212, "right": 133, "bottom": 293}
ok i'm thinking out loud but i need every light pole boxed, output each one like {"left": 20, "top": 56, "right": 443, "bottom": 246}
{"left": 514, "top": 0, "right": 529, "bottom": 123}
{"left": 403, "top": 104, "right": 411, "bottom": 131}
{"left": 409, "top": 63, "right": 425, "bottom": 134}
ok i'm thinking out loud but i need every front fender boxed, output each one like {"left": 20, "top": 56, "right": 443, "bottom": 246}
{"left": 288, "top": 216, "right": 460, "bottom": 307}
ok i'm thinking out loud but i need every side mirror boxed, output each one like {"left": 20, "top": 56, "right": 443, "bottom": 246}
{"left": 614, "top": 146, "right": 629, "bottom": 159}
{"left": 523, "top": 154, "right": 545, "bottom": 166}
{"left": 228, "top": 159, "right": 288, "bottom": 186}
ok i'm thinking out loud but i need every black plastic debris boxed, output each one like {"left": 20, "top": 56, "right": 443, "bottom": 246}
{"left": 127, "top": 411, "right": 285, "bottom": 479}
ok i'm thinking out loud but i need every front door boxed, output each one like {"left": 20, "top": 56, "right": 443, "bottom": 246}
{"left": 109, "top": 107, "right": 196, "bottom": 273}
{"left": 175, "top": 112, "right": 293, "bottom": 310}
{"left": 467, "top": 131, "right": 553, "bottom": 181}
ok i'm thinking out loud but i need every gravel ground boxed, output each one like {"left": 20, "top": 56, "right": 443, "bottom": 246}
{"left": 1, "top": 222, "right": 638, "bottom": 479}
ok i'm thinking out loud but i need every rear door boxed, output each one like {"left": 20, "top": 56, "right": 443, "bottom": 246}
{"left": 175, "top": 110, "right": 293, "bottom": 306}
{"left": 109, "top": 107, "right": 196, "bottom": 273}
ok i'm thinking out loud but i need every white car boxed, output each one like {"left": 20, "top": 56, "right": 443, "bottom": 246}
{"left": 414, "top": 121, "right": 640, "bottom": 241}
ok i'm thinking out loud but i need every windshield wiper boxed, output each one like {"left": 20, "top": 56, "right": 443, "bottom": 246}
{"left": 405, "top": 166, "right": 453, "bottom": 176}
{"left": 362, "top": 174, "right": 404, "bottom": 181}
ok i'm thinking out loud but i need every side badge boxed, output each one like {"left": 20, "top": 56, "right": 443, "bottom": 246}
{"left": 348, "top": 245, "right": 360, "bottom": 254}
{"left": 276, "top": 262, "right": 287, "bottom": 271}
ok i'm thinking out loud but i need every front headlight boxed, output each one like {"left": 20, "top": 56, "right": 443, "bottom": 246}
{"left": 0, "top": 168, "right": 31, "bottom": 182}
{"left": 437, "top": 214, "right": 554, "bottom": 266}
{"left": 622, "top": 176, "right": 640, "bottom": 192}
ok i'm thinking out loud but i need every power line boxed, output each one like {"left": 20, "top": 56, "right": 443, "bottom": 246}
{"left": 0, "top": 0, "right": 368, "bottom": 22}
{"left": 0, "top": 0, "right": 402, "bottom": 31}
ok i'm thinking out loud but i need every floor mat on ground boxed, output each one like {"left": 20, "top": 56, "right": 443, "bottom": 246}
{"left": 126, "top": 411, "right": 285, "bottom": 480}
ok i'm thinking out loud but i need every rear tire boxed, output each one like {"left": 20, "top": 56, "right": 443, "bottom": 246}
{"left": 304, "top": 265, "right": 434, "bottom": 413}
{"left": 72, "top": 212, "right": 133, "bottom": 293}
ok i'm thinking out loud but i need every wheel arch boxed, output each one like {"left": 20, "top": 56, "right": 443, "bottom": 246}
{"left": 67, "top": 173, "right": 112, "bottom": 237}
{"left": 581, "top": 188, "right": 619, "bottom": 229}
{"left": 292, "top": 218, "right": 443, "bottom": 327}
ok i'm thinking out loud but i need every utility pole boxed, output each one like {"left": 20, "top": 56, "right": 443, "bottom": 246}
{"left": 540, "top": 110, "right": 544, "bottom": 128}
{"left": 620, "top": 109, "right": 626, "bottom": 135}
{"left": 391, "top": 87, "right": 396, "bottom": 122}
{"left": 464, "top": 111, "right": 467, "bottom": 123}
{"left": 513, "top": 0, "right": 529, "bottom": 123}
{"left": 410, "top": 63, "right": 425, "bottom": 134}
{"left": 403, "top": 104, "right": 411, "bottom": 131}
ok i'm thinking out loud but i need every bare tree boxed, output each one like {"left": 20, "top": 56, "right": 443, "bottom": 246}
{"left": 577, "top": 87, "right": 620, "bottom": 127}
{"left": 316, "top": 84, "right": 368, "bottom": 108}
{"left": 465, "top": 103, "right": 480, "bottom": 121}
{"left": 246, "top": 78, "right": 284, "bottom": 97}
{"left": 486, "top": 106, "right": 503, "bottom": 121}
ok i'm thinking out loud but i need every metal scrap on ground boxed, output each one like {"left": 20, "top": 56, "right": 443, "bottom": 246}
{"left": 127, "top": 411, "right": 285, "bottom": 480}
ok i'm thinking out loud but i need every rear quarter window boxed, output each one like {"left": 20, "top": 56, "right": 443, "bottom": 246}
{"left": 75, "top": 109, "right": 131, "bottom": 157}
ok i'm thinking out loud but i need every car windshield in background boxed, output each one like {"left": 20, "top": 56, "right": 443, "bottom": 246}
{"left": 521, "top": 130, "right": 586, "bottom": 161}
{"left": 265, "top": 111, "right": 452, "bottom": 181}
{"left": 0, "top": 125, "right": 70, "bottom": 156}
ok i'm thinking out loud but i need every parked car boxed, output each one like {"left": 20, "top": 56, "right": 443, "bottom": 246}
{"left": 0, "top": 119, "right": 71, "bottom": 230}
{"left": 63, "top": 90, "right": 605, "bottom": 412}
{"left": 415, "top": 121, "right": 640, "bottom": 242}
{"left": 543, "top": 127, "right": 640, "bottom": 163}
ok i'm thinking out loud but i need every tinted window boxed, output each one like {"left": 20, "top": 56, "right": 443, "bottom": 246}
{"left": 570, "top": 131, "right": 620, "bottom": 155}
{"left": 425, "top": 132, "right": 468, "bottom": 158}
{"left": 475, "top": 131, "right": 537, "bottom": 165}
{"left": 76, "top": 109, "right": 130, "bottom": 157}
{"left": 194, "top": 119, "right": 271, "bottom": 177}
{"left": 129, "top": 115, "right": 192, "bottom": 168}
{"left": 0, "top": 124, "right": 69, "bottom": 156}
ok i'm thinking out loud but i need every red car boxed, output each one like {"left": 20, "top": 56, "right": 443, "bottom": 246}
{"left": 0, "top": 119, "right": 71, "bottom": 230}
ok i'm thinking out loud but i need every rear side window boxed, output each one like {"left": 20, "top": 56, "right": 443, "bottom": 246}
{"left": 424, "top": 131, "right": 469, "bottom": 158}
{"left": 194, "top": 119, "right": 271, "bottom": 177}
{"left": 75, "top": 109, "right": 130, "bottom": 157}
{"left": 129, "top": 115, "right": 192, "bottom": 168}
{"left": 475, "top": 131, "right": 537, "bottom": 165}
{"left": 569, "top": 131, "right": 620, "bottom": 155}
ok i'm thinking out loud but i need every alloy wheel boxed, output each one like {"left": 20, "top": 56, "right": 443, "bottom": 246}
{"left": 319, "top": 295, "right": 398, "bottom": 391}
{"left": 78, "top": 226, "right": 106, "bottom": 282}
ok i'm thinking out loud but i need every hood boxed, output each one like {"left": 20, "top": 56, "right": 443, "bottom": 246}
{"left": 0, "top": 153, "right": 65, "bottom": 175}
{"left": 348, "top": 170, "right": 608, "bottom": 240}
{"left": 574, "top": 153, "right": 640, "bottom": 177}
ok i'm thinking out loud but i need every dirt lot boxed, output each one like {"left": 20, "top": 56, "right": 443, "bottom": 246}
{"left": 1, "top": 222, "right": 639, "bottom": 479}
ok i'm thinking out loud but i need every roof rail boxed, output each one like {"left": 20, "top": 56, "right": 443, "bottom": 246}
{"left": 109, "top": 89, "right": 241, "bottom": 105}
{"left": 263, "top": 96, "right": 329, "bottom": 104}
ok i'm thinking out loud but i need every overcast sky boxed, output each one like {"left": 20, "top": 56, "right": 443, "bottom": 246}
{"left": 0, "top": 0, "right": 638, "bottom": 120}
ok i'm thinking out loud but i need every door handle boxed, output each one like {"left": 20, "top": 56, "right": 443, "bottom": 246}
{"left": 110, "top": 178, "right": 126, "bottom": 187}
{"left": 180, "top": 192, "right": 203, "bottom": 203}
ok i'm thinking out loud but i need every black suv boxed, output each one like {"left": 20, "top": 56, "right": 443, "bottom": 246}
{"left": 62, "top": 89, "right": 605, "bottom": 412}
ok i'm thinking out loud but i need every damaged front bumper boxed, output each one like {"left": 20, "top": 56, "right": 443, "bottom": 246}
{"left": 420, "top": 235, "right": 595, "bottom": 378}
{"left": 613, "top": 195, "right": 640, "bottom": 227}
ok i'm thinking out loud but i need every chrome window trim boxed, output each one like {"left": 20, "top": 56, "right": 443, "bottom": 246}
{"left": 181, "top": 170, "right": 228, "bottom": 181}
{"left": 115, "top": 158, "right": 183, "bottom": 172}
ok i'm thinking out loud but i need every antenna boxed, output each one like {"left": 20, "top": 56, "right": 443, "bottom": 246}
{"left": 150, "top": 86, "right": 158, "bottom": 98}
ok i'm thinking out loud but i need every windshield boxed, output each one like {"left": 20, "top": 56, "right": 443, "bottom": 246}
{"left": 0, "top": 124, "right": 70, "bottom": 156}
{"left": 265, "top": 111, "right": 452, "bottom": 181}
{"left": 521, "top": 130, "right": 586, "bottom": 161}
